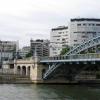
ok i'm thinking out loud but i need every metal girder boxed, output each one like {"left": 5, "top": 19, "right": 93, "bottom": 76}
{"left": 43, "top": 63, "right": 62, "bottom": 79}
{"left": 42, "top": 36, "right": 100, "bottom": 79}
{"left": 66, "top": 36, "right": 100, "bottom": 55}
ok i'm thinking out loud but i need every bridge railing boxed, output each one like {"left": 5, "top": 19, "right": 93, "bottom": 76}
{"left": 40, "top": 53, "right": 100, "bottom": 61}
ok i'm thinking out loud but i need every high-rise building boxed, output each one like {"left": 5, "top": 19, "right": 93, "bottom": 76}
{"left": 0, "top": 40, "right": 18, "bottom": 65}
{"left": 30, "top": 39, "right": 49, "bottom": 57}
{"left": 50, "top": 26, "right": 69, "bottom": 56}
{"left": 69, "top": 18, "right": 100, "bottom": 47}
{"left": 50, "top": 18, "right": 100, "bottom": 56}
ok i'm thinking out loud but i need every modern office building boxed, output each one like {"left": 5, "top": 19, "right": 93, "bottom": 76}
{"left": 30, "top": 39, "right": 49, "bottom": 57}
{"left": 69, "top": 18, "right": 100, "bottom": 47}
{"left": 50, "top": 26, "right": 69, "bottom": 56}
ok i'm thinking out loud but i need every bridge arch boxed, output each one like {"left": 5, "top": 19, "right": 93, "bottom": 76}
{"left": 66, "top": 36, "right": 100, "bottom": 55}
{"left": 43, "top": 36, "right": 100, "bottom": 80}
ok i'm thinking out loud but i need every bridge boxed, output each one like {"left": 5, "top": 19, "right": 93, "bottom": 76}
{"left": 40, "top": 36, "right": 100, "bottom": 81}
{"left": 1, "top": 35, "right": 100, "bottom": 83}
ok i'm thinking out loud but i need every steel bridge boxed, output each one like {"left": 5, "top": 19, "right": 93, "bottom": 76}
{"left": 40, "top": 36, "right": 100, "bottom": 81}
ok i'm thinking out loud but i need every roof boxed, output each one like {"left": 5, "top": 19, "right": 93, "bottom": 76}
{"left": 52, "top": 26, "right": 68, "bottom": 31}
{"left": 71, "top": 18, "right": 100, "bottom": 22}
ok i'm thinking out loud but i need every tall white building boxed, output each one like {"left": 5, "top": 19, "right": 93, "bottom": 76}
{"left": 50, "top": 18, "right": 100, "bottom": 56}
{"left": 69, "top": 18, "right": 100, "bottom": 47}
{"left": 50, "top": 26, "right": 69, "bottom": 56}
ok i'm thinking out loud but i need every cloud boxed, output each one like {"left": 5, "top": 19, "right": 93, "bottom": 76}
{"left": 0, "top": 0, "right": 100, "bottom": 48}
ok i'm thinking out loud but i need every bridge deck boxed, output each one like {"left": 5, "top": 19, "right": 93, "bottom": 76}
{"left": 40, "top": 53, "right": 100, "bottom": 63}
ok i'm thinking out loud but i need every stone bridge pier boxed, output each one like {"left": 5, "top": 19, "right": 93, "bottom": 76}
{"left": 14, "top": 57, "right": 47, "bottom": 83}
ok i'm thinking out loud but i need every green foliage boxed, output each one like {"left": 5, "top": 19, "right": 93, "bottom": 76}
{"left": 60, "top": 46, "right": 70, "bottom": 55}
{"left": 25, "top": 51, "right": 32, "bottom": 58}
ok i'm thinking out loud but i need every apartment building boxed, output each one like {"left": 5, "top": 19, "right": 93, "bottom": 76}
{"left": 0, "top": 40, "right": 18, "bottom": 63}
{"left": 69, "top": 18, "right": 100, "bottom": 47}
{"left": 50, "top": 26, "right": 69, "bottom": 56}
{"left": 30, "top": 39, "right": 49, "bottom": 57}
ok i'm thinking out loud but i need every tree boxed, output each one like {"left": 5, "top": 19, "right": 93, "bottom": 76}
{"left": 25, "top": 51, "right": 32, "bottom": 58}
{"left": 60, "top": 46, "right": 70, "bottom": 55}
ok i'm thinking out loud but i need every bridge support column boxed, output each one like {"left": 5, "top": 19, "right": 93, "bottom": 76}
{"left": 30, "top": 57, "right": 47, "bottom": 83}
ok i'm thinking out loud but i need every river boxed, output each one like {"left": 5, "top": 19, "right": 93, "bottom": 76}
{"left": 0, "top": 84, "right": 100, "bottom": 100}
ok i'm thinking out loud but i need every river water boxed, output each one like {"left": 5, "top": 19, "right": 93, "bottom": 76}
{"left": 0, "top": 84, "right": 100, "bottom": 100}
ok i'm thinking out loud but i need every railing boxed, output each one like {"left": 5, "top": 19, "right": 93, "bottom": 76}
{"left": 40, "top": 53, "right": 100, "bottom": 61}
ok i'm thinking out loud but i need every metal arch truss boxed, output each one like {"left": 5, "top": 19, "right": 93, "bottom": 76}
{"left": 66, "top": 36, "right": 100, "bottom": 55}
{"left": 43, "top": 63, "right": 62, "bottom": 79}
{"left": 43, "top": 36, "right": 100, "bottom": 79}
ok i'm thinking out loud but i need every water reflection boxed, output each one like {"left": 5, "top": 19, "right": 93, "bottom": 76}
{"left": 0, "top": 84, "right": 100, "bottom": 100}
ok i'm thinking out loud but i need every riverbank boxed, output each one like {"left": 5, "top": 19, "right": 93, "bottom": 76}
{"left": 0, "top": 79, "right": 100, "bottom": 84}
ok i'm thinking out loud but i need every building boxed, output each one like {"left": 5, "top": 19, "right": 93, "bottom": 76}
{"left": 18, "top": 46, "right": 30, "bottom": 58}
{"left": 50, "top": 26, "right": 69, "bottom": 56}
{"left": 30, "top": 39, "right": 49, "bottom": 57}
{"left": 50, "top": 18, "right": 100, "bottom": 56}
{"left": 69, "top": 18, "right": 100, "bottom": 47}
{"left": 0, "top": 40, "right": 18, "bottom": 67}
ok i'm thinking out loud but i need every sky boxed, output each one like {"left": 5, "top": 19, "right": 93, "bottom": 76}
{"left": 0, "top": 0, "right": 100, "bottom": 48}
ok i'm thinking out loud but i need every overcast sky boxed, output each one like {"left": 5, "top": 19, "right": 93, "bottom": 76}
{"left": 0, "top": 0, "right": 100, "bottom": 48}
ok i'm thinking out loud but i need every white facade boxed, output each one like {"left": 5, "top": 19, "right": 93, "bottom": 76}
{"left": 69, "top": 18, "right": 100, "bottom": 47}
{"left": 50, "top": 26, "right": 69, "bottom": 56}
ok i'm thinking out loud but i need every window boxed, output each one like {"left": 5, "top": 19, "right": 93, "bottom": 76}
{"left": 83, "top": 23, "right": 86, "bottom": 26}
{"left": 53, "top": 35, "right": 61, "bottom": 37}
{"left": 74, "top": 40, "right": 77, "bottom": 42}
{"left": 82, "top": 36, "right": 87, "bottom": 38}
{"left": 88, "top": 23, "right": 95, "bottom": 26}
{"left": 62, "top": 38, "right": 66, "bottom": 41}
{"left": 58, "top": 32, "right": 62, "bottom": 34}
{"left": 89, "top": 24, "right": 91, "bottom": 26}
{"left": 96, "top": 24, "right": 100, "bottom": 26}
{"left": 77, "top": 24, "right": 81, "bottom": 26}
{"left": 57, "top": 39, "right": 60, "bottom": 41}
{"left": 92, "top": 24, "right": 95, "bottom": 26}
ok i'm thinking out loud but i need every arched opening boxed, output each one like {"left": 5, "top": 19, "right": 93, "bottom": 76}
{"left": 22, "top": 66, "right": 26, "bottom": 76}
{"left": 42, "top": 69, "right": 46, "bottom": 78}
{"left": 17, "top": 66, "right": 21, "bottom": 75}
{"left": 27, "top": 66, "right": 30, "bottom": 76}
